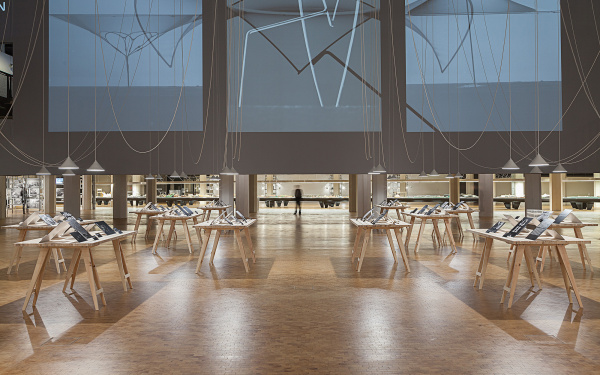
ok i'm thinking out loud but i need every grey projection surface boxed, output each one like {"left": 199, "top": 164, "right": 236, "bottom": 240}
{"left": 227, "top": 0, "right": 381, "bottom": 132}
{"left": 405, "top": 0, "right": 561, "bottom": 133}
{"left": 48, "top": 0, "right": 203, "bottom": 132}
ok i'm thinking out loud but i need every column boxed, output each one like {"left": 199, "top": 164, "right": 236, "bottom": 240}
{"left": 478, "top": 174, "right": 494, "bottom": 218}
{"left": 43, "top": 175, "right": 56, "bottom": 215}
{"left": 146, "top": 178, "right": 157, "bottom": 204}
{"left": 63, "top": 175, "right": 81, "bottom": 217}
{"left": 220, "top": 174, "right": 234, "bottom": 213}
{"left": 349, "top": 174, "right": 357, "bottom": 212}
{"left": 0, "top": 176, "right": 5, "bottom": 218}
{"left": 466, "top": 174, "right": 475, "bottom": 195}
{"left": 82, "top": 175, "right": 93, "bottom": 211}
{"left": 236, "top": 175, "right": 250, "bottom": 217}
{"left": 249, "top": 174, "right": 258, "bottom": 214}
{"left": 372, "top": 173, "right": 387, "bottom": 209}
{"left": 550, "top": 173, "right": 564, "bottom": 212}
{"left": 112, "top": 175, "right": 128, "bottom": 219}
{"left": 449, "top": 177, "right": 460, "bottom": 204}
{"left": 356, "top": 174, "right": 371, "bottom": 216}
{"left": 524, "top": 173, "right": 542, "bottom": 212}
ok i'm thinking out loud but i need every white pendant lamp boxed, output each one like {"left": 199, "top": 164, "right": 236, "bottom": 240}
{"left": 170, "top": 170, "right": 180, "bottom": 179}
{"left": 59, "top": 156, "right": 79, "bottom": 170}
{"left": 373, "top": 163, "right": 386, "bottom": 174}
{"left": 156, "top": 174, "right": 163, "bottom": 181}
{"left": 367, "top": 167, "right": 379, "bottom": 175}
{"left": 530, "top": 166, "right": 543, "bottom": 174}
{"left": 221, "top": 166, "right": 233, "bottom": 175}
{"left": 429, "top": 169, "right": 439, "bottom": 177}
{"left": 180, "top": 171, "right": 188, "bottom": 179}
{"left": 529, "top": 153, "right": 549, "bottom": 167}
{"left": 418, "top": 171, "right": 428, "bottom": 178}
{"left": 145, "top": 174, "right": 155, "bottom": 180}
{"left": 552, "top": 163, "right": 567, "bottom": 173}
{"left": 445, "top": 174, "right": 454, "bottom": 179}
{"left": 455, "top": 172, "right": 463, "bottom": 179}
{"left": 63, "top": 169, "right": 76, "bottom": 177}
{"left": 502, "top": 158, "right": 519, "bottom": 170}
{"left": 36, "top": 166, "right": 51, "bottom": 176}
{"left": 87, "top": 160, "right": 104, "bottom": 172}
{"left": 229, "top": 166, "right": 239, "bottom": 176}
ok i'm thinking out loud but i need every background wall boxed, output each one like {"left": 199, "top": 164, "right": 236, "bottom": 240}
{"left": 0, "top": 0, "right": 598, "bottom": 175}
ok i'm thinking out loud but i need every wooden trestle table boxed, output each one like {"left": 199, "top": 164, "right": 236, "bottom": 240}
{"left": 442, "top": 208, "right": 478, "bottom": 239}
{"left": 536, "top": 221, "right": 597, "bottom": 272}
{"left": 18, "top": 231, "right": 134, "bottom": 311}
{"left": 4, "top": 220, "right": 96, "bottom": 275}
{"left": 376, "top": 204, "right": 410, "bottom": 221}
{"left": 150, "top": 213, "right": 204, "bottom": 254}
{"left": 404, "top": 212, "right": 459, "bottom": 254}
{"left": 129, "top": 209, "right": 164, "bottom": 243}
{"left": 468, "top": 229, "right": 589, "bottom": 309}
{"left": 200, "top": 205, "right": 231, "bottom": 221}
{"left": 349, "top": 218, "right": 411, "bottom": 272}
{"left": 193, "top": 219, "right": 257, "bottom": 273}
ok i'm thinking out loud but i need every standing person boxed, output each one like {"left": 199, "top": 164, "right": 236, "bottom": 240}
{"left": 20, "top": 184, "right": 27, "bottom": 214}
{"left": 293, "top": 185, "right": 303, "bottom": 215}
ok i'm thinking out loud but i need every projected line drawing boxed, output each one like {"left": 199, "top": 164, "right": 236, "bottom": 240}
{"left": 52, "top": 1, "right": 202, "bottom": 86}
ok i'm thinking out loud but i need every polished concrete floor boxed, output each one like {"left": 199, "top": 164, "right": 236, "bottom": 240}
{"left": 1, "top": 207, "right": 600, "bottom": 374}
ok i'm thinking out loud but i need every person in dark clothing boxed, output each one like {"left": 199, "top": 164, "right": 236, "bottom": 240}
{"left": 293, "top": 185, "right": 303, "bottom": 215}
{"left": 20, "top": 184, "right": 27, "bottom": 214}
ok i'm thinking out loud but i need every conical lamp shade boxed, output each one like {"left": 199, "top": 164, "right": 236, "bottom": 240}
{"left": 418, "top": 170, "right": 428, "bottom": 178}
{"left": 530, "top": 166, "right": 543, "bottom": 174}
{"left": 367, "top": 167, "right": 379, "bottom": 175}
{"left": 59, "top": 156, "right": 79, "bottom": 170}
{"left": 373, "top": 163, "right": 386, "bottom": 173}
{"left": 145, "top": 174, "right": 155, "bottom": 180}
{"left": 502, "top": 158, "right": 519, "bottom": 170}
{"left": 180, "top": 171, "right": 188, "bottom": 179}
{"left": 87, "top": 160, "right": 104, "bottom": 172}
{"left": 229, "top": 166, "right": 239, "bottom": 175}
{"left": 170, "top": 170, "right": 180, "bottom": 179}
{"left": 36, "top": 166, "right": 51, "bottom": 176}
{"left": 552, "top": 163, "right": 567, "bottom": 173}
{"left": 429, "top": 169, "right": 439, "bottom": 176}
{"left": 455, "top": 172, "right": 463, "bottom": 178}
{"left": 445, "top": 174, "right": 454, "bottom": 179}
{"left": 62, "top": 169, "right": 76, "bottom": 177}
{"left": 156, "top": 175, "right": 163, "bottom": 181}
{"left": 529, "top": 153, "right": 549, "bottom": 167}
{"left": 221, "top": 166, "right": 233, "bottom": 175}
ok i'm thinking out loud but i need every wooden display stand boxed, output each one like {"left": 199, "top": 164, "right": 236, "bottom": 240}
{"left": 129, "top": 207, "right": 165, "bottom": 243}
{"left": 404, "top": 212, "right": 459, "bottom": 254}
{"left": 3, "top": 216, "right": 95, "bottom": 275}
{"left": 17, "top": 230, "right": 135, "bottom": 311}
{"left": 349, "top": 218, "right": 411, "bottom": 272}
{"left": 150, "top": 213, "right": 204, "bottom": 254}
{"left": 193, "top": 219, "right": 257, "bottom": 273}
{"left": 200, "top": 204, "right": 231, "bottom": 221}
{"left": 376, "top": 203, "right": 410, "bottom": 221}
{"left": 442, "top": 203, "right": 478, "bottom": 239}
{"left": 468, "top": 228, "right": 588, "bottom": 309}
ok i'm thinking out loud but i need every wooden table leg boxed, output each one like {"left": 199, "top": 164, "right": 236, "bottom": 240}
{"left": 394, "top": 228, "right": 410, "bottom": 272}
{"left": 234, "top": 229, "right": 250, "bottom": 272}
{"left": 132, "top": 214, "right": 142, "bottom": 243}
{"left": 523, "top": 246, "right": 542, "bottom": 290}
{"left": 205, "top": 210, "right": 211, "bottom": 222}
{"left": 8, "top": 229, "right": 27, "bottom": 274}
{"left": 467, "top": 212, "right": 476, "bottom": 240}
{"left": 23, "top": 249, "right": 51, "bottom": 311}
{"left": 145, "top": 215, "right": 152, "bottom": 239}
{"left": 404, "top": 217, "right": 416, "bottom": 250}
{"left": 474, "top": 238, "right": 493, "bottom": 289}
{"left": 432, "top": 219, "right": 443, "bottom": 248}
{"left": 196, "top": 229, "right": 212, "bottom": 273}
{"left": 351, "top": 227, "right": 364, "bottom": 263}
{"left": 396, "top": 209, "right": 402, "bottom": 220}
{"left": 356, "top": 228, "right": 371, "bottom": 272}
{"left": 166, "top": 221, "right": 176, "bottom": 248}
{"left": 244, "top": 227, "right": 256, "bottom": 263}
{"left": 112, "top": 239, "right": 132, "bottom": 292}
{"left": 209, "top": 230, "right": 222, "bottom": 265}
{"left": 63, "top": 249, "right": 82, "bottom": 292}
{"left": 152, "top": 220, "right": 165, "bottom": 254}
{"left": 574, "top": 227, "right": 593, "bottom": 272}
{"left": 556, "top": 245, "right": 583, "bottom": 308}
{"left": 181, "top": 220, "right": 194, "bottom": 254}
{"left": 192, "top": 217, "right": 203, "bottom": 248}
{"left": 413, "top": 219, "right": 427, "bottom": 254}
{"left": 50, "top": 248, "right": 65, "bottom": 274}
{"left": 443, "top": 219, "right": 457, "bottom": 254}
{"left": 555, "top": 246, "right": 574, "bottom": 305}
{"left": 385, "top": 229, "right": 399, "bottom": 264}
{"left": 455, "top": 216, "right": 464, "bottom": 239}
{"left": 502, "top": 245, "right": 524, "bottom": 308}
{"left": 81, "top": 248, "right": 106, "bottom": 310}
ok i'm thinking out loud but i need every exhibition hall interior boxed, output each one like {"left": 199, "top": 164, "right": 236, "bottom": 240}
{"left": 3, "top": 0, "right": 600, "bottom": 373}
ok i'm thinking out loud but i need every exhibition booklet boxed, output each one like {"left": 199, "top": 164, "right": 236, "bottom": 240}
{"left": 67, "top": 218, "right": 93, "bottom": 240}
{"left": 451, "top": 201, "right": 464, "bottom": 210}
{"left": 425, "top": 204, "right": 440, "bottom": 215}
{"left": 95, "top": 221, "right": 116, "bottom": 235}
{"left": 371, "top": 210, "right": 388, "bottom": 224}
{"left": 176, "top": 204, "right": 193, "bottom": 216}
{"left": 39, "top": 214, "right": 57, "bottom": 226}
{"left": 361, "top": 208, "right": 376, "bottom": 221}
{"left": 503, "top": 217, "right": 533, "bottom": 237}
{"left": 417, "top": 205, "right": 429, "bottom": 215}
{"left": 236, "top": 211, "right": 247, "bottom": 223}
{"left": 486, "top": 222, "right": 505, "bottom": 233}
{"left": 409, "top": 208, "right": 418, "bottom": 214}
{"left": 553, "top": 209, "right": 575, "bottom": 224}
{"left": 526, "top": 218, "right": 555, "bottom": 240}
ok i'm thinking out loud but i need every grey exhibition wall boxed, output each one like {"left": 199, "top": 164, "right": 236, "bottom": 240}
{"left": 0, "top": 0, "right": 598, "bottom": 175}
